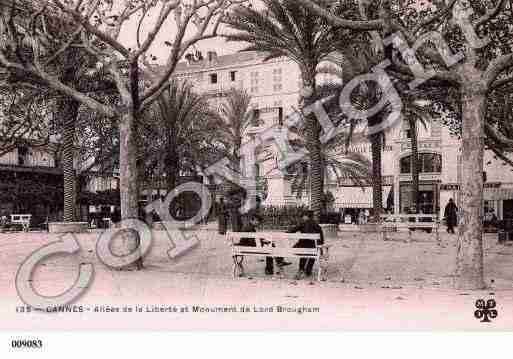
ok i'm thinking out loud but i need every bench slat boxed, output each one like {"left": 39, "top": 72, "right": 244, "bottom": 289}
{"left": 227, "top": 232, "right": 320, "bottom": 241}
{"left": 233, "top": 247, "right": 318, "bottom": 258}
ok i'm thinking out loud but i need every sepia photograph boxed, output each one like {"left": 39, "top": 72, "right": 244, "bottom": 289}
{"left": 1, "top": 0, "right": 513, "bottom": 355}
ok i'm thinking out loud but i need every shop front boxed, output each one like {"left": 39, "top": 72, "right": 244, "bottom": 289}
{"left": 396, "top": 152, "right": 442, "bottom": 215}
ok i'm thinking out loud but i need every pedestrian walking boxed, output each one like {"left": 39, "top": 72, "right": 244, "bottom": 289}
{"left": 444, "top": 198, "right": 458, "bottom": 234}
{"left": 217, "top": 198, "right": 228, "bottom": 235}
{"left": 0, "top": 214, "right": 7, "bottom": 232}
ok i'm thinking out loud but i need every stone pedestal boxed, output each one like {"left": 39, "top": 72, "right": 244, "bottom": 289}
{"left": 48, "top": 222, "right": 89, "bottom": 233}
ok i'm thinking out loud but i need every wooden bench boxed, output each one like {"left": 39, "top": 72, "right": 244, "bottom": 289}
{"left": 380, "top": 214, "right": 440, "bottom": 242}
{"left": 226, "top": 231, "right": 330, "bottom": 281}
{"left": 10, "top": 214, "right": 31, "bottom": 232}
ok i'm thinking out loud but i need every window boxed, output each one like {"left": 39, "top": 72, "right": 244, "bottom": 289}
{"left": 252, "top": 109, "right": 260, "bottom": 126}
{"left": 402, "top": 121, "right": 412, "bottom": 139}
{"left": 230, "top": 71, "right": 237, "bottom": 82}
{"left": 273, "top": 68, "right": 283, "bottom": 92}
{"left": 18, "top": 146, "right": 28, "bottom": 166}
{"left": 400, "top": 153, "right": 442, "bottom": 174}
{"left": 431, "top": 123, "right": 442, "bottom": 137}
{"left": 250, "top": 71, "right": 259, "bottom": 93}
{"left": 209, "top": 73, "right": 218, "bottom": 84}
{"left": 400, "top": 157, "right": 411, "bottom": 174}
{"left": 254, "top": 163, "right": 261, "bottom": 177}
{"left": 278, "top": 107, "right": 283, "bottom": 126}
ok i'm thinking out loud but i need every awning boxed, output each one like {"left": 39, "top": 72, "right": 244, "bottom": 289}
{"left": 484, "top": 188, "right": 513, "bottom": 201}
{"left": 335, "top": 186, "right": 392, "bottom": 209}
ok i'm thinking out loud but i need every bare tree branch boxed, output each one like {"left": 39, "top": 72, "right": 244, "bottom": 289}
{"left": 412, "top": 0, "right": 458, "bottom": 34}
{"left": 475, "top": 0, "right": 508, "bottom": 28}
{"left": 485, "top": 53, "right": 513, "bottom": 87}
{"left": 294, "top": 0, "right": 384, "bottom": 31}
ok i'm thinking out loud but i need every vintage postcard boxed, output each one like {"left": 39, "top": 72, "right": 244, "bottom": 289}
{"left": 1, "top": 1, "right": 513, "bottom": 350}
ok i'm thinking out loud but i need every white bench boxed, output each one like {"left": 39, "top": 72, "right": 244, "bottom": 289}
{"left": 11, "top": 214, "right": 31, "bottom": 232}
{"left": 380, "top": 214, "right": 440, "bottom": 242}
{"left": 226, "top": 231, "right": 330, "bottom": 281}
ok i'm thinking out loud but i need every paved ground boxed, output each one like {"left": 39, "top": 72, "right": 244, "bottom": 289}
{"left": 1, "top": 228, "right": 512, "bottom": 330}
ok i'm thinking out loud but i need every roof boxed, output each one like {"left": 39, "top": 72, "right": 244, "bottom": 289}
{"left": 154, "top": 51, "right": 289, "bottom": 75}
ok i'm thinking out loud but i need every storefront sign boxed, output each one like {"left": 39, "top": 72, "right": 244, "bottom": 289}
{"left": 440, "top": 184, "right": 459, "bottom": 191}
{"left": 347, "top": 144, "right": 393, "bottom": 153}
{"left": 440, "top": 183, "right": 501, "bottom": 191}
{"left": 401, "top": 141, "right": 441, "bottom": 152}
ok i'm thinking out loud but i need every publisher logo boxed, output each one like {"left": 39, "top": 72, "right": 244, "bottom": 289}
{"left": 474, "top": 299, "right": 498, "bottom": 323}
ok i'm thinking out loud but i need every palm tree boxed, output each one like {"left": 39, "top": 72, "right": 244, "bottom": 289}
{"left": 141, "top": 80, "right": 220, "bottom": 195}
{"left": 55, "top": 48, "right": 116, "bottom": 222}
{"left": 286, "top": 150, "right": 372, "bottom": 204}
{"left": 323, "top": 45, "right": 445, "bottom": 217}
{"left": 396, "top": 83, "right": 449, "bottom": 214}
{"left": 214, "top": 88, "right": 257, "bottom": 182}
{"left": 281, "top": 98, "right": 372, "bottom": 212}
{"left": 224, "top": 0, "right": 351, "bottom": 219}
{"left": 403, "top": 102, "right": 434, "bottom": 214}
{"left": 319, "top": 42, "right": 388, "bottom": 219}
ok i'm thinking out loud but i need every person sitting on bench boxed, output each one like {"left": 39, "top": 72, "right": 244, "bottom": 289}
{"left": 235, "top": 215, "right": 274, "bottom": 276}
{"left": 237, "top": 215, "right": 291, "bottom": 276}
{"left": 288, "top": 210, "right": 324, "bottom": 280}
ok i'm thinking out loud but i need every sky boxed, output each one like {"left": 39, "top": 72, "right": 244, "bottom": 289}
{"left": 117, "top": 1, "right": 260, "bottom": 65}
{"left": 115, "top": 0, "right": 432, "bottom": 64}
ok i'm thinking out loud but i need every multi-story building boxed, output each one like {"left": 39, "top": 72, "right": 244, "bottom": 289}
{"left": 169, "top": 50, "right": 513, "bottom": 219}
{"left": 171, "top": 51, "right": 306, "bottom": 206}
{"left": 0, "top": 141, "right": 119, "bottom": 226}
{"left": 0, "top": 142, "right": 62, "bottom": 224}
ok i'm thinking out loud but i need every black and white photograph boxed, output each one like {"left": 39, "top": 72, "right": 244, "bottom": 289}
{"left": 1, "top": 0, "right": 513, "bottom": 356}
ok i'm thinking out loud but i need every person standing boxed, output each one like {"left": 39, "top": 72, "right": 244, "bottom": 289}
{"left": 217, "top": 198, "right": 228, "bottom": 235}
{"left": 358, "top": 210, "right": 365, "bottom": 225}
{"left": 289, "top": 210, "right": 324, "bottom": 279}
{"left": 0, "top": 214, "right": 7, "bottom": 232}
{"left": 444, "top": 198, "right": 458, "bottom": 234}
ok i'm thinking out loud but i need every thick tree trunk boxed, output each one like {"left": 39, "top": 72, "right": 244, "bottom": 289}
{"left": 75, "top": 174, "right": 87, "bottom": 221}
{"left": 119, "top": 111, "right": 139, "bottom": 221}
{"left": 114, "top": 64, "right": 144, "bottom": 270}
{"left": 409, "top": 118, "right": 419, "bottom": 213}
{"left": 370, "top": 132, "right": 383, "bottom": 220}
{"left": 456, "top": 83, "right": 486, "bottom": 290}
{"left": 302, "top": 70, "right": 323, "bottom": 221}
{"left": 60, "top": 99, "right": 80, "bottom": 222}
{"left": 165, "top": 149, "right": 179, "bottom": 194}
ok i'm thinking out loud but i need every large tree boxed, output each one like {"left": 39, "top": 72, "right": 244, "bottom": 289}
{"left": 141, "top": 79, "right": 220, "bottom": 193}
{"left": 0, "top": 0, "right": 240, "bottom": 268}
{"left": 282, "top": 84, "right": 372, "bottom": 210}
{"left": 296, "top": 0, "right": 513, "bottom": 289}
{"left": 224, "top": 0, "right": 353, "bottom": 219}
{"left": 214, "top": 88, "right": 255, "bottom": 179}
{"left": 0, "top": 84, "right": 51, "bottom": 158}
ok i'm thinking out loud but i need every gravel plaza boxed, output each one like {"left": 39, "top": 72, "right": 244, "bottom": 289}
{"left": 1, "top": 228, "right": 513, "bottom": 331}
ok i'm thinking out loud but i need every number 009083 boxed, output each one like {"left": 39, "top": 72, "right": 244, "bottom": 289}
{"left": 11, "top": 339, "right": 43, "bottom": 349}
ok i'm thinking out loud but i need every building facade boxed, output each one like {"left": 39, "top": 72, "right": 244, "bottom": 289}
{"left": 0, "top": 142, "right": 119, "bottom": 225}
{"left": 171, "top": 50, "right": 513, "bottom": 219}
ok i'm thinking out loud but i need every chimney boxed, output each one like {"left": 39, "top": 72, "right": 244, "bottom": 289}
{"left": 207, "top": 51, "right": 217, "bottom": 63}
